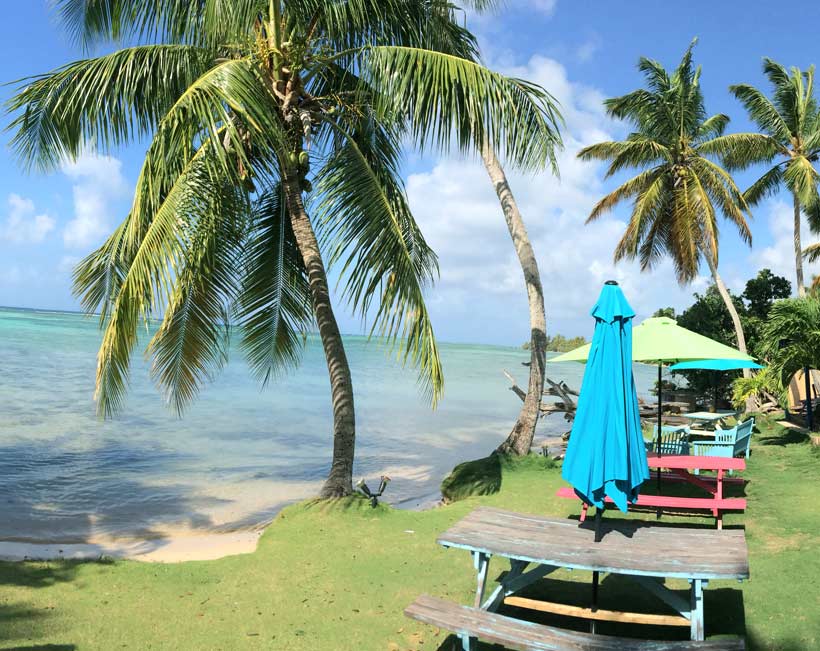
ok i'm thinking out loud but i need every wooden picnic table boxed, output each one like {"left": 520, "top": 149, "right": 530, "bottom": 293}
{"left": 436, "top": 507, "right": 748, "bottom": 643}
{"left": 682, "top": 411, "right": 736, "bottom": 430}
{"left": 559, "top": 454, "right": 746, "bottom": 529}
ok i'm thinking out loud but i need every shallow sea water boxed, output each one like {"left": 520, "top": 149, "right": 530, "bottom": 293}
{"left": 0, "top": 307, "right": 658, "bottom": 543}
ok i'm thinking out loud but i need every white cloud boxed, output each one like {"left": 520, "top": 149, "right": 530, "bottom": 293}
{"left": 756, "top": 199, "right": 820, "bottom": 292}
{"left": 62, "top": 154, "right": 128, "bottom": 249}
{"left": 576, "top": 34, "right": 601, "bottom": 63}
{"left": 527, "top": 0, "right": 557, "bottom": 15}
{"left": 58, "top": 255, "right": 80, "bottom": 274}
{"left": 406, "top": 55, "right": 708, "bottom": 342}
{"left": 0, "top": 194, "right": 56, "bottom": 244}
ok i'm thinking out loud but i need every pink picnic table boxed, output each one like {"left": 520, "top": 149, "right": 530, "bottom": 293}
{"left": 557, "top": 453, "right": 746, "bottom": 529}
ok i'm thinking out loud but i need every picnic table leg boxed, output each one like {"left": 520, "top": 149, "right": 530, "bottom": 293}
{"left": 458, "top": 633, "right": 476, "bottom": 651}
{"left": 689, "top": 579, "right": 705, "bottom": 641}
{"left": 472, "top": 552, "right": 490, "bottom": 608}
{"left": 715, "top": 469, "right": 724, "bottom": 530}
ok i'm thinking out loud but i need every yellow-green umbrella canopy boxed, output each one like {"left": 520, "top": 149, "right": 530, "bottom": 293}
{"left": 550, "top": 316, "right": 755, "bottom": 365}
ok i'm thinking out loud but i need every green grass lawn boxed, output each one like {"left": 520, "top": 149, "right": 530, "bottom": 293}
{"left": 1, "top": 415, "right": 818, "bottom": 650}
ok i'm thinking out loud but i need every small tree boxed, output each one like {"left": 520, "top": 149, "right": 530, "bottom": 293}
{"left": 760, "top": 297, "right": 820, "bottom": 429}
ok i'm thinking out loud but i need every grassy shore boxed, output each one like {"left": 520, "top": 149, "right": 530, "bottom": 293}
{"left": 1, "top": 415, "right": 818, "bottom": 650}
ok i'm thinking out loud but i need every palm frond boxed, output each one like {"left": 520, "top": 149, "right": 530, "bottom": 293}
{"left": 6, "top": 45, "right": 215, "bottom": 171}
{"left": 54, "top": 0, "right": 261, "bottom": 49}
{"left": 236, "top": 184, "right": 313, "bottom": 386}
{"left": 314, "top": 117, "right": 443, "bottom": 404}
{"left": 696, "top": 113, "right": 729, "bottom": 141}
{"left": 578, "top": 138, "right": 670, "bottom": 177}
{"left": 147, "top": 179, "right": 249, "bottom": 414}
{"left": 804, "top": 241, "right": 820, "bottom": 262}
{"left": 697, "top": 132, "right": 784, "bottom": 170}
{"left": 586, "top": 167, "right": 664, "bottom": 222}
{"left": 93, "top": 130, "right": 243, "bottom": 417}
{"left": 784, "top": 156, "right": 820, "bottom": 209}
{"left": 362, "top": 45, "right": 563, "bottom": 172}
{"left": 743, "top": 163, "right": 785, "bottom": 205}
{"left": 690, "top": 157, "right": 752, "bottom": 246}
{"left": 729, "top": 82, "right": 791, "bottom": 142}
{"left": 72, "top": 218, "right": 132, "bottom": 324}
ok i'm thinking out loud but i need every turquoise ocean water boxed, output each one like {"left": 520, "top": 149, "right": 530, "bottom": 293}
{"left": 0, "top": 306, "right": 658, "bottom": 543}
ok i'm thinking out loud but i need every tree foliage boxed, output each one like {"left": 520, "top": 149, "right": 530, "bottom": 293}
{"left": 673, "top": 268, "right": 791, "bottom": 406}
{"left": 578, "top": 40, "right": 752, "bottom": 284}
{"left": 6, "top": 0, "right": 562, "bottom": 417}
{"left": 720, "top": 60, "right": 820, "bottom": 230}
{"left": 760, "top": 297, "right": 820, "bottom": 387}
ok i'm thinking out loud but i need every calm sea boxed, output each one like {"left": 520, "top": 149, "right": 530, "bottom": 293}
{"left": 0, "top": 306, "right": 658, "bottom": 543}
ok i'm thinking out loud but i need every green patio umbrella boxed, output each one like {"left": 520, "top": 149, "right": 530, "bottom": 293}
{"left": 551, "top": 317, "right": 756, "bottom": 489}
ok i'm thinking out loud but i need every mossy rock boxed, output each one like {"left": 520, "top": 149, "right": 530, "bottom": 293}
{"left": 440, "top": 452, "right": 556, "bottom": 503}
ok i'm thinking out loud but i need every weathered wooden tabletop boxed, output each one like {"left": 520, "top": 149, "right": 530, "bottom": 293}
{"left": 438, "top": 507, "right": 749, "bottom": 581}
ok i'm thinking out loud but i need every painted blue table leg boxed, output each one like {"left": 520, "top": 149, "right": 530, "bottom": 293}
{"left": 689, "top": 578, "right": 705, "bottom": 640}
{"left": 473, "top": 551, "right": 490, "bottom": 608}
{"left": 459, "top": 632, "right": 476, "bottom": 651}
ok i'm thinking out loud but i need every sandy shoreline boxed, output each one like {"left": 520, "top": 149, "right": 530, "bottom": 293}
{"left": 0, "top": 436, "right": 566, "bottom": 564}
{"left": 0, "top": 530, "right": 265, "bottom": 563}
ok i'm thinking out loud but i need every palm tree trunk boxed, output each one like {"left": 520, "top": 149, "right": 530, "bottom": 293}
{"left": 282, "top": 171, "right": 355, "bottom": 497}
{"left": 704, "top": 252, "right": 756, "bottom": 412}
{"left": 794, "top": 192, "right": 806, "bottom": 298}
{"left": 481, "top": 143, "right": 546, "bottom": 456}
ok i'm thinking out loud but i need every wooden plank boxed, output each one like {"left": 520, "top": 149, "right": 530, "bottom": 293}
{"left": 555, "top": 487, "right": 746, "bottom": 511}
{"left": 654, "top": 472, "right": 745, "bottom": 485}
{"left": 438, "top": 507, "right": 749, "bottom": 580}
{"left": 647, "top": 453, "right": 746, "bottom": 471}
{"left": 503, "top": 596, "right": 690, "bottom": 627}
{"left": 405, "top": 594, "right": 746, "bottom": 650}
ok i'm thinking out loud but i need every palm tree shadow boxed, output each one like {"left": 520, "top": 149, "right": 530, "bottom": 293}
{"left": 0, "top": 438, "right": 240, "bottom": 649}
{"left": 757, "top": 427, "right": 809, "bottom": 446}
{"left": 2, "top": 646, "right": 77, "bottom": 651}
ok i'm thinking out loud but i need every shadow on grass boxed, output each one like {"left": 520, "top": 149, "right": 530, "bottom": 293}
{"left": 0, "top": 561, "right": 80, "bottom": 647}
{"left": 0, "top": 437, "right": 242, "bottom": 649}
{"left": 440, "top": 454, "right": 558, "bottom": 504}
{"left": 428, "top": 573, "right": 753, "bottom": 650}
{"left": 440, "top": 454, "right": 503, "bottom": 503}
{"left": 1, "top": 645, "right": 77, "bottom": 651}
{"left": 758, "top": 427, "right": 809, "bottom": 447}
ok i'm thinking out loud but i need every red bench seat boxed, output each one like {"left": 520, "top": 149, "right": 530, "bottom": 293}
{"left": 556, "top": 486, "right": 746, "bottom": 516}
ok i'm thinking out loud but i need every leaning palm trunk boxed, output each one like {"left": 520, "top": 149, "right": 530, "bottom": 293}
{"left": 481, "top": 143, "right": 546, "bottom": 455}
{"left": 283, "top": 173, "right": 355, "bottom": 497}
{"left": 794, "top": 193, "right": 806, "bottom": 298}
{"left": 704, "top": 253, "right": 757, "bottom": 412}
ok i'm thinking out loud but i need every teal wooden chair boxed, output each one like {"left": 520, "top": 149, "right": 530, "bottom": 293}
{"left": 645, "top": 425, "right": 690, "bottom": 455}
{"left": 691, "top": 417, "right": 755, "bottom": 475}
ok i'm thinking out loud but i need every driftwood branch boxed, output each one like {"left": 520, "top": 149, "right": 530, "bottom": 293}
{"left": 504, "top": 370, "right": 578, "bottom": 423}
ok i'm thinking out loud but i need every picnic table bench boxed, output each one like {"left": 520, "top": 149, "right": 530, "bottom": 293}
{"left": 406, "top": 594, "right": 745, "bottom": 650}
{"left": 405, "top": 507, "right": 748, "bottom": 649}
{"left": 558, "top": 454, "right": 747, "bottom": 529}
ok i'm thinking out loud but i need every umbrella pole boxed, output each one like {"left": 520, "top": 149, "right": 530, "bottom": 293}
{"left": 590, "top": 506, "right": 603, "bottom": 633}
{"left": 656, "top": 364, "right": 663, "bottom": 494}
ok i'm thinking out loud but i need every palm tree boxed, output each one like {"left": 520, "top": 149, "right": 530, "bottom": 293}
{"left": 578, "top": 41, "right": 753, "bottom": 365}
{"left": 482, "top": 145, "right": 553, "bottom": 456}
{"left": 6, "top": 1, "right": 558, "bottom": 497}
{"left": 714, "top": 59, "right": 820, "bottom": 297}
{"left": 805, "top": 242, "right": 820, "bottom": 291}
{"left": 760, "top": 296, "right": 820, "bottom": 429}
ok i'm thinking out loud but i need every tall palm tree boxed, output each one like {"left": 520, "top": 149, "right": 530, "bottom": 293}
{"left": 482, "top": 144, "right": 553, "bottom": 456}
{"left": 714, "top": 60, "right": 820, "bottom": 297}
{"left": 805, "top": 242, "right": 820, "bottom": 291}
{"left": 578, "top": 41, "right": 753, "bottom": 365}
{"left": 6, "top": 0, "right": 559, "bottom": 497}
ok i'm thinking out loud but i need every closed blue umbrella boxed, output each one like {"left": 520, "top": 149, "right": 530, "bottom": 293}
{"left": 561, "top": 281, "right": 650, "bottom": 518}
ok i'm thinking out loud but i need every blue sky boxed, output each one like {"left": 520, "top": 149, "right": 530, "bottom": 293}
{"left": 2, "top": 1, "right": 820, "bottom": 345}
